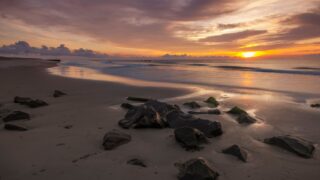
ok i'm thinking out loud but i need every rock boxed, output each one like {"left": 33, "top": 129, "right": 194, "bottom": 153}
{"left": 167, "top": 111, "right": 223, "bottom": 138}
{"left": 127, "top": 158, "right": 147, "bottom": 167}
{"left": 236, "top": 114, "right": 256, "bottom": 124}
{"left": 264, "top": 135, "right": 315, "bottom": 158}
{"left": 53, "top": 90, "right": 66, "bottom": 98}
{"left": 4, "top": 124, "right": 28, "bottom": 131}
{"left": 183, "top": 101, "right": 201, "bottom": 109}
{"left": 205, "top": 97, "right": 219, "bottom": 107}
{"left": 119, "top": 100, "right": 178, "bottom": 129}
{"left": 119, "top": 100, "right": 223, "bottom": 137}
{"left": 14, "top": 96, "right": 32, "bottom": 104}
{"left": 121, "top": 103, "right": 135, "bottom": 110}
{"left": 102, "top": 130, "right": 131, "bottom": 150}
{"left": 175, "top": 158, "right": 219, "bottom": 180}
{"left": 188, "top": 109, "right": 221, "bottom": 115}
{"left": 222, "top": 145, "right": 248, "bottom": 162}
{"left": 3, "top": 111, "right": 30, "bottom": 122}
{"left": 14, "top": 96, "right": 48, "bottom": 108}
{"left": 174, "top": 127, "right": 208, "bottom": 151}
{"left": 227, "top": 106, "right": 247, "bottom": 115}
{"left": 127, "top": 96, "right": 150, "bottom": 102}
{"left": 311, "top": 104, "right": 320, "bottom": 108}
{"left": 64, "top": 125, "right": 73, "bottom": 129}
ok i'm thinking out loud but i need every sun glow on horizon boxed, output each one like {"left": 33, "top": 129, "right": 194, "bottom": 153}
{"left": 241, "top": 51, "right": 257, "bottom": 58}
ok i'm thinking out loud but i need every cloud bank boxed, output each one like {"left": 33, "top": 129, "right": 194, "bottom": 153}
{"left": 0, "top": 41, "right": 108, "bottom": 58}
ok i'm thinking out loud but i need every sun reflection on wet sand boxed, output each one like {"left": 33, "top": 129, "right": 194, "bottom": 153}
{"left": 241, "top": 71, "right": 254, "bottom": 86}
{"left": 47, "top": 65, "right": 215, "bottom": 101}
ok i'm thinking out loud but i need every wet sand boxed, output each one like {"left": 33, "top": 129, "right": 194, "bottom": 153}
{"left": 0, "top": 57, "right": 320, "bottom": 180}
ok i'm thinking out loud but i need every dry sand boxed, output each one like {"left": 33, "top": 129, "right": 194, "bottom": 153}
{"left": 0, "top": 58, "right": 319, "bottom": 180}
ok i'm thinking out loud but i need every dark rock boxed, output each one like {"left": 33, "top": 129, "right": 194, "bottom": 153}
{"left": 264, "top": 135, "right": 315, "bottom": 158}
{"left": 127, "top": 158, "right": 147, "bottom": 167}
{"left": 14, "top": 96, "right": 48, "bottom": 108}
{"left": 3, "top": 111, "right": 30, "bottom": 122}
{"left": 236, "top": 114, "right": 257, "bottom": 124}
{"left": 222, "top": 144, "right": 248, "bottom": 162}
{"left": 174, "top": 127, "right": 208, "bottom": 151}
{"left": 183, "top": 101, "right": 201, "bottom": 109}
{"left": 227, "top": 106, "right": 247, "bottom": 115}
{"left": 119, "top": 100, "right": 178, "bottom": 129}
{"left": 205, "top": 97, "right": 219, "bottom": 107}
{"left": 167, "top": 111, "right": 223, "bottom": 138}
{"left": 311, "top": 104, "right": 320, "bottom": 108}
{"left": 4, "top": 124, "right": 28, "bottom": 131}
{"left": 127, "top": 96, "right": 150, "bottom": 102}
{"left": 118, "top": 100, "right": 223, "bottom": 137}
{"left": 14, "top": 96, "right": 32, "bottom": 104}
{"left": 64, "top": 125, "right": 73, "bottom": 129}
{"left": 102, "top": 130, "right": 131, "bottom": 150}
{"left": 121, "top": 103, "right": 135, "bottom": 110}
{"left": 175, "top": 158, "right": 219, "bottom": 180}
{"left": 188, "top": 109, "right": 221, "bottom": 115}
{"left": 53, "top": 90, "right": 66, "bottom": 98}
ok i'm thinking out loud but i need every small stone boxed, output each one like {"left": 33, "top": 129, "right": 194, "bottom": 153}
{"left": 222, "top": 144, "right": 248, "bottom": 162}
{"left": 264, "top": 135, "right": 315, "bottom": 158}
{"left": 175, "top": 158, "right": 219, "bottom": 180}
{"left": 227, "top": 106, "right": 247, "bottom": 115}
{"left": 64, "top": 125, "right": 73, "bottom": 129}
{"left": 127, "top": 158, "right": 147, "bottom": 167}
{"left": 14, "top": 96, "right": 48, "bottom": 108}
{"left": 311, "top": 104, "right": 320, "bottom": 108}
{"left": 183, "top": 101, "right": 201, "bottom": 109}
{"left": 3, "top": 111, "right": 30, "bottom": 122}
{"left": 205, "top": 97, "right": 219, "bottom": 107}
{"left": 102, "top": 130, "right": 131, "bottom": 150}
{"left": 53, "top": 90, "right": 67, "bottom": 98}
{"left": 4, "top": 124, "right": 28, "bottom": 131}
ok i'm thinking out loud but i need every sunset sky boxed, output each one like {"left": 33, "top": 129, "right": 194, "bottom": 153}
{"left": 0, "top": 0, "right": 320, "bottom": 58}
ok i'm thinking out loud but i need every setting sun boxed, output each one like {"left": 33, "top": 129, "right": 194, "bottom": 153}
{"left": 241, "top": 52, "right": 257, "bottom": 58}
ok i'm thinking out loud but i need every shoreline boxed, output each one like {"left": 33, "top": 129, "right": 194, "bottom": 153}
{"left": 1, "top": 57, "right": 320, "bottom": 180}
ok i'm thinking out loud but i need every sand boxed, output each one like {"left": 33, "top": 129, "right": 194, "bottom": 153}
{"left": 0, "top": 57, "right": 319, "bottom": 180}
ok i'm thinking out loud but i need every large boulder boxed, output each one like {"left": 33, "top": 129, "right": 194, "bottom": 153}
{"left": 4, "top": 124, "right": 28, "bottom": 131}
{"left": 102, "top": 130, "right": 131, "bottom": 150}
{"left": 204, "top": 97, "right": 219, "bottom": 107}
{"left": 311, "top": 104, "right": 320, "bottom": 108}
{"left": 175, "top": 158, "right": 219, "bottom": 180}
{"left": 222, "top": 145, "right": 248, "bottom": 162}
{"left": 118, "top": 100, "right": 223, "bottom": 137}
{"left": 14, "top": 96, "right": 48, "bottom": 108}
{"left": 264, "top": 135, "right": 315, "bottom": 158}
{"left": 183, "top": 101, "right": 201, "bottom": 109}
{"left": 3, "top": 111, "right": 30, "bottom": 122}
{"left": 167, "top": 111, "right": 223, "bottom": 138}
{"left": 174, "top": 127, "right": 208, "bottom": 151}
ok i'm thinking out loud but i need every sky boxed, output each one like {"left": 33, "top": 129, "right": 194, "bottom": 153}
{"left": 0, "top": 0, "right": 320, "bottom": 58}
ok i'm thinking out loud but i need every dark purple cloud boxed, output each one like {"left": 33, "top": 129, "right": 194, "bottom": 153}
{"left": 199, "top": 30, "right": 268, "bottom": 42}
{"left": 0, "top": 41, "right": 108, "bottom": 58}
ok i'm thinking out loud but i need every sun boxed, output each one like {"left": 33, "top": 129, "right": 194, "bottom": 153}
{"left": 241, "top": 51, "right": 256, "bottom": 58}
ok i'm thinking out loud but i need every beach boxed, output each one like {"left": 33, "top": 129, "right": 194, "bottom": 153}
{"left": 1, "top": 57, "right": 320, "bottom": 180}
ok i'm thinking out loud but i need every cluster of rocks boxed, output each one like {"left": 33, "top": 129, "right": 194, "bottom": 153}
{"left": 100, "top": 96, "right": 316, "bottom": 179}
{"left": 1, "top": 90, "right": 66, "bottom": 132}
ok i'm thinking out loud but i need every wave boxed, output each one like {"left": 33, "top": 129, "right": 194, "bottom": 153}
{"left": 214, "top": 65, "right": 320, "bottom": 76}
